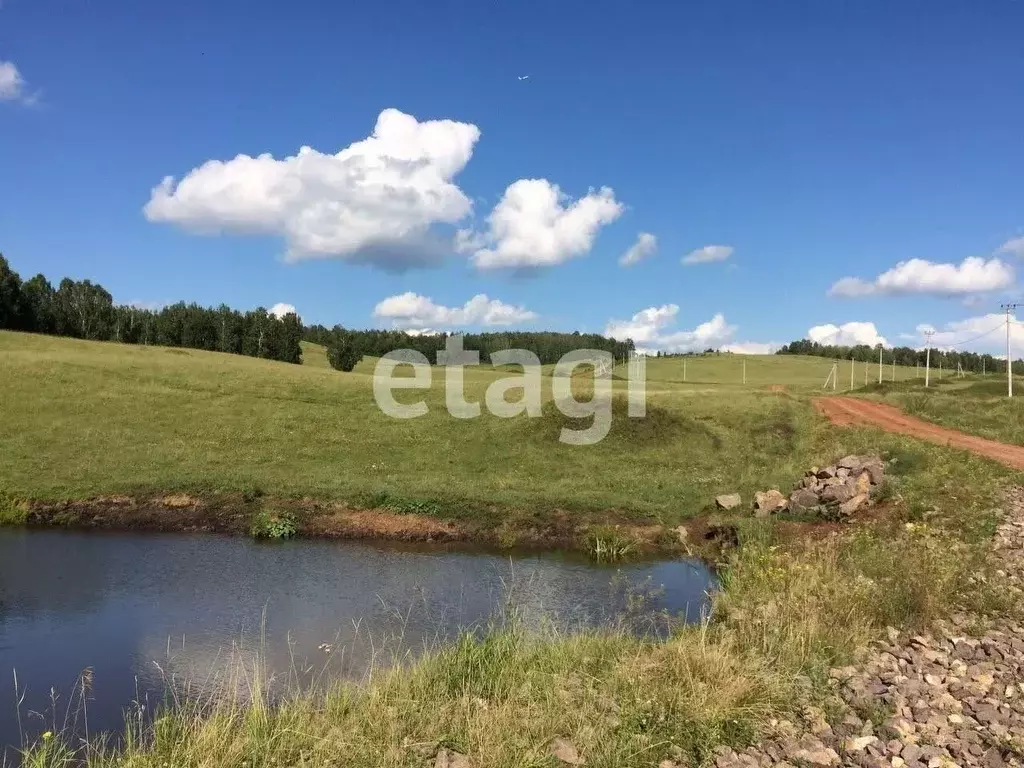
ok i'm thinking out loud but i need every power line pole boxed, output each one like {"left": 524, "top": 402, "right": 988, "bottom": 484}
{"left": 924, "top": 330, "right": 934, "bottom": 387}
{"left": 1002, "top": 304, "right": 1020, "bottom": 398}
{"left": 850, "top": 357, "right": 855, "bottom": 390}
{"left": 878, "top": 347, "right": 883, "bottom": 384}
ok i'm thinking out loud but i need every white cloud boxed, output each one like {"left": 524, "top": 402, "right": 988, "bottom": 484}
{"left": 808, "top": 322, "right": 888, "bottom": 347}
{"left": 269, "top": 302, "right": 299, "bottom": 320}
{"left": 373, "top": 292, "right": 537, "bottom": 329}
{"left": 618, "top": 232, "right": 657, "bottom": 267}
{"left": 828, "top": 257, "right": 1015, "bottom": 298}
{"left": 0, "top": 60, "right": 28, "bottom": 103}
{"left": 909, "top": 313, "right": 1020, "bottom": 353}
{"left": 604, "top": 305, "right": 767, "bottom": 354}
{"left": 998, "top": 237, "right": 1024, "bottom": 259}
{"left": 681, "top": 244, "right": 733, "bottom": 266}
{"left": 722, "top": 341, "right": 780, "bottom": 354}
{"left": 465, "top": 179, "right": 623, "bottom": 269}
{"left": 126, "top": 299, "right": 166, "bottom": 312}
{"left": 144, "top": 108, "right": 481, "bottom": 270}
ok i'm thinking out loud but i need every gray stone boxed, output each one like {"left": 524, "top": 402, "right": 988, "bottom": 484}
{"left": 715, "top": 493, "right": 742, "bottom": 510}
{"left": 817, "top": 466, "right": 839, "bottom": 479}
{"left": 790, "top": 488, "right": 821, "bottom": 512}
{"left": 821, "top": 484, "right": 856, "bottom": 504}
{"left": 753, "top": 489, "right": 787, "bottom": 517}
{"left": 435, "top": 748, "right": 473, "bottom": 768}
{"left": 550, "top": 738, "right": 585, "bottom": 765}
{"left": 840, "top": 493, "right": 870, "bottom": 516}
{"left": 838, "top": 455, "right": 864, "bottom": 472}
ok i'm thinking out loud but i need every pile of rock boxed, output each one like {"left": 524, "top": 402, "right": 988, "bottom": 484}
{"left": 716, "top": 455, "right": 887, "bottom": 520}
{"left": 786, "top": 454, "right": 887, "bottom": 519}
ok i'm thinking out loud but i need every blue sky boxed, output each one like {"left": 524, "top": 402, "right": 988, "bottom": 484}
{"left": 3, "top": 0, "right": 1024, "bottom": 354}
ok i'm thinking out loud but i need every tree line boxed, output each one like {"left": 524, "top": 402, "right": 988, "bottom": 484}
{"left": 777, "top": 338, "right": 1024, "bottom": 376}
{"left": 1, "top": 254, "right": 634, "bottom": 371}
{"left": 303, "top": 325, "right": 635, "bottom": 372}
{"left": 0, "top": 254, "right": 302, "bottom": 363}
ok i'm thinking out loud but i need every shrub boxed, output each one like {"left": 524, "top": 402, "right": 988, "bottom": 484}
{"left": 250, "top": 509, "right": 297, "bottom": 540}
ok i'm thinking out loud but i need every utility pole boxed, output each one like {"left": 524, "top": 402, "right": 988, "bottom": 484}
{"left": 878, "top": 347, "right": 883, "bottom": 384}
{"left": 924, "top": 330, "right": 934, "bottom": 387}
{"left": 892, "top": 356, "right": 896, "bottom": 382}
{"left": 742, "top": 359, "right": 746, "bottom": 385}
{"left": 1002, "top": 304, "right": 1020, "bottom": 398}
{"left": 850, "top": 357, "right": 855, "bottom": 390}
{"left": 683, "top": 359, "right": 687, "bottom": 383}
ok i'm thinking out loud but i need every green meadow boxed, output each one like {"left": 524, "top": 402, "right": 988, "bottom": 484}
{"left": 0, "top": 331, "right": 828, "bottom": 526}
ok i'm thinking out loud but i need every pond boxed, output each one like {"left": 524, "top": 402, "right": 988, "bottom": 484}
{"left": 0, "top": 528, "right": 715, "bottom": 755}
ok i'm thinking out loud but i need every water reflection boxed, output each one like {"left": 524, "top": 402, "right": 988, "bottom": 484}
{"left": 0, "top": 528, "right": 714, "bottom": 753}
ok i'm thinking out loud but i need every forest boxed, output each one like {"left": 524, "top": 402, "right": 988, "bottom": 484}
{"left": 0, "top": 255, "right": 303, "bottom": 363}
{"left": 0, "top": 254, "right": 633, "bottom": 371}
{"left": 304, "top": 324, "right": 635, "bottom": 371}
{"left": 776, "top": 337, "right": 1024, "bottom": 375}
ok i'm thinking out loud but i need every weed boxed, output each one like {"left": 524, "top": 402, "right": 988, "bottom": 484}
{"left": 249, "top": 509, "right": 297, "bottom": 540}
{"left": 586, "top": 525, "right": 636, "bottom": 562}
{"left": 0, "top": 494, "right": 28, "bottom": 525}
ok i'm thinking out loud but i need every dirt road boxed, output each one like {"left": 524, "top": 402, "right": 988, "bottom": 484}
{"left": 814, "top": 396, "right": 1024, "bottom": 471}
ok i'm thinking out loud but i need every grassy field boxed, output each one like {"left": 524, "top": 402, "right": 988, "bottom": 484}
{"left": 0, "top": 332, "right": 838, "bottom": 530}
{"left": 6, "top": 330, "right": 1024, "bottom": 766}
{"left": 859, "top": 375, "right": 1024, "bottom": 446}
{"left": 634, "top": 353, "right": 922, "bottom": 392}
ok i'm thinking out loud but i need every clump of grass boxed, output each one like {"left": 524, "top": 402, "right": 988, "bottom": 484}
{"left": 355, "top": 489, "right": 443, "bottom": 516}
{"left": 0, "top": 494, "right": 28, "bottom": 525}
{"left": 586, "top": 525, "right": 636, "bottom": 562}
{"left": 249, "top": 508, "right": 297, "bottom": 540}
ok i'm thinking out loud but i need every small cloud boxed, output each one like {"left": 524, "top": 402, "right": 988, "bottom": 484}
{"left": 997, "top": 237, "right": 1024, "bottom": 259}
{"left": 465, "top": 179, "right": 623, "bottom": 270}
{"left": 681, "top": 244, "right": 733, "bottom": 266}
{"left": 604, "top": 305, "right": 767, "bottom": 354}
{"left": 373, "top": 292, "right": 537, "bottom": 330}
{"left": 808, "top": 321, "right": 888, "bottom": 347}
{"left": 127, "top": 300, "right": 167, "bottom": 312}
{"left": 618, "top": 232, "right": 657, "bottom": 267}
{"left": 269, "top": 302, "right": 300, "bottom": 320}
{"left": 828, "top": 256, "right": 1014, "bottom": 298}
{"left": 0, "top": 60, "right": 33, "bottom": 104}
{"left": 905, "top": 313, "right": 1021, "bottom": 353}
{"left": 722, "top": 341, "right": 779, "bottom": 354}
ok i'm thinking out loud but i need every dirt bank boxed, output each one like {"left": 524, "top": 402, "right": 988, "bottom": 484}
{"left": 14, "top": 493, "right": 697, "bottom": 557}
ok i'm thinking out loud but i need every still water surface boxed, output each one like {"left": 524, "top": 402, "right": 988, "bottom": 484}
{"left": 0, "top": 528, "right": 714, "bottom": 753}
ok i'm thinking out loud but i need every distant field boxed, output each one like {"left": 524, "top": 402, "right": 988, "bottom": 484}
{"left": 632, "top": 354, "right": 923, "bottom": 391}
{"left": 299, "top": 340, "right": 331, "bottom": 368}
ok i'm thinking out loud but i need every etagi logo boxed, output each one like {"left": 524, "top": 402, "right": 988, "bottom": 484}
{"left": 373, "top": 335, "right": 647, "bottom": 446}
